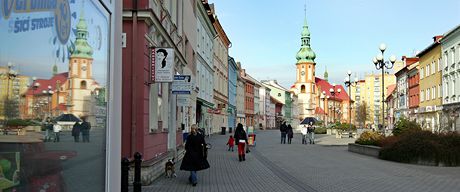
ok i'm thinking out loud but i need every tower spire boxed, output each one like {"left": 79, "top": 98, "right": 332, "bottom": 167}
{"left": 296, "top": 2, "right": 316, "bottom": 64}
{"left": 324, "top": 66, "right": 329, "bottom": 82}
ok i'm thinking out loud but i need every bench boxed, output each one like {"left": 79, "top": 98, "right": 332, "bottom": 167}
{"left": 0, "top": 127, "right": 26, "bottom": 135}
{"left": 338, "top": 132, "right": 357, "bottom": 138}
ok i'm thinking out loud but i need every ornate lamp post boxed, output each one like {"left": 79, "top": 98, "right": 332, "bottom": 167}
{"left": 31, "top": 77, "right": 40, "bottom": 118}
{"left": 329, "top": 84, "right": 341, "bottom": 123}
{"left": 5, "top": 62, "right": 18, "bottom": 100}
{"left": 344, "top": 70, "right": 358, "bottom": 132}
{"left": 320, "top": 91, "right": 326, "bottom": 125}
{"left": 372, "top": 43, "right": 396, "bottom": 134}
{"left": 42, "top": 86, "right": 54, "bottom": 118}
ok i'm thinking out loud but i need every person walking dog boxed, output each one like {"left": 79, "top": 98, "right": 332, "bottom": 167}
{"left": 180, "top": 125, "right": 210, "bottom": 186}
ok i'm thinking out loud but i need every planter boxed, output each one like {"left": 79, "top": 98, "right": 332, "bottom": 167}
{"left": 348, "top": 143, "right": 381, "bottom": 157}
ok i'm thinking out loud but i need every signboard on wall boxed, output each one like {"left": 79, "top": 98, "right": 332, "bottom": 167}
{"left": 172, "top": 75, "right": 191, "bottom": 94}
{"left": 151, "top": 47, "right": 174, "bottom": 82}
{"left": 177, "top": 95, "right": 190, "bottom": 106}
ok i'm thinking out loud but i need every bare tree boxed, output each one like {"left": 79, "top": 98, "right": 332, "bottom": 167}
{"left": 355, "top": 101, "right": 369, "bottom": 128}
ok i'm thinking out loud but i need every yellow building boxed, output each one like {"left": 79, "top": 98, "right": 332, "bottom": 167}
{"left": 417, "top": 37, "right": 443, "bottom": 131}
{"left": 0, "top": 66, "right": 30, "bottom": 120}
{"left": 352, "top": 73, "right": 396, "bottom": 128}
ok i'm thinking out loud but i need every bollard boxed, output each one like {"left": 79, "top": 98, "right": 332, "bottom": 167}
{"left": 121, "top": 157, "right": 130, "bottom": 192}
{"left": 133, "top": 152, "right": 142, "bottom": 192}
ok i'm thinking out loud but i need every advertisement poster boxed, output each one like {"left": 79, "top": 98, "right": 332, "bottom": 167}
{"left": 0, "top": 0, "right": 109, "bottom": 191}
{"left": 153, "top": 48, "right": 174, "bottom": 82}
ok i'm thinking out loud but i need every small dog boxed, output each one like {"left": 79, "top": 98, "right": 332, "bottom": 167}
{"left": 165, "top": 158, "right": 176, "bottom": 178}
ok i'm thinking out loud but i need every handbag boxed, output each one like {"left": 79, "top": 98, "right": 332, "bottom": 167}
{"left": 245, "top": 146, "right": 250, "bottom": 153}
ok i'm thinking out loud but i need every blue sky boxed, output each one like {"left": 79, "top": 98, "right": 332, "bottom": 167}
{"left": 209, "top": 0, "right": 460, "bottom": 89}
{"left": 0, "top": 0, "right": 108, "bottom": 86}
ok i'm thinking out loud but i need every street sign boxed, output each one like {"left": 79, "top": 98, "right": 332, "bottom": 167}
{"left": 177, "top": 95, "right": 190, "bottom": 106}
{"left": 152, "top": 47, "right": 174, "bottom": 82}
{"left": 172, "top": 75, "right": 192, "bottom": 94}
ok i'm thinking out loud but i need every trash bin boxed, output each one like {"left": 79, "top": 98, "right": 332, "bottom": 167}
{"left": 229, "top": 127, "right": 233, "bottom": 133}
{"left": 221, "top": 127, "right": 226, "bottom": 135}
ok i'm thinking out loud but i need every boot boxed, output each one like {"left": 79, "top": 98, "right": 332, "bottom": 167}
{"left": 242, "top": 154, "right": 246, "bottom": 161}
{"left": 239, "top": 155, "right": 242, "bottom": 162}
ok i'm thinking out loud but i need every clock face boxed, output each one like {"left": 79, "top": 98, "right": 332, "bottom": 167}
{"left": 301, "top": 71, "right": 305, "bottom": 76}
{"left": 81, "top": 66, "right": 87, "bottom": 71}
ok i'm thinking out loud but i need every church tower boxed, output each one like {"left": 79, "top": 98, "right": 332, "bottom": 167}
{"left": 68, "top": 9, "right": 97, "bottom": 119}
{"left": 293, "top": 6, "right": 317, "bottom": 118}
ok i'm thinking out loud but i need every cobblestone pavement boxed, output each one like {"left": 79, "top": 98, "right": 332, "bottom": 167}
{"left": 144, "top": 130, "right": 460, "bottom": 192}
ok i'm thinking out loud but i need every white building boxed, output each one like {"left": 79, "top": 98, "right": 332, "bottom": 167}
{"left": 196, "top": 1, "right": 216, "bottom": 133}
{"left": 441, "top": 25, "right": 460, "bottom": 132}
{"left": 236, "top": 62, "right": 246, "bottom": 125}
{"left": 259, "top": 84, "right": 273, "bottom": 129}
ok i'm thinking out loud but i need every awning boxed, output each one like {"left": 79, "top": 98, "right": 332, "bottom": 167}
{"left": 197, "top": 98, "right": 214, "bottom": 108}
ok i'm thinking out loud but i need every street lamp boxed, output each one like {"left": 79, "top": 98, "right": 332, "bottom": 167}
{"left": 31, "top": 77, "right": 40, "bottom": 118}
{"left": 329, "top": 84, "right": 341, "bottom": 123}
{"left": 42, "top": 86, "right": 54, "bottom": 118}
{"left": 320, "top": 91, "right": 326, "bottom": 124}
{"left": 344, "top": 71, "right": 358, "bottom": 132}
{"left": 372, "top": 43, "right": 396, "bottom": 134}
{"left": 5, "top": 62, "right": 18, "bottom": 100}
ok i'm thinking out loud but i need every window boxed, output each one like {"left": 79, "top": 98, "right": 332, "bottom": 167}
{"left": 445, "top": 82, "right": 449, "bottom": 98}
{"left": 426, "top": 64, "right": 430, "bottom": 76}
{"left": 439, "top": 84, "right": 442, "bottom": 98}
{"left": 432, "top": 87, "right": 435, "bottom": 100}
{"left": 427, "top": 89, "right": 430, "bottom": 101}
{"left": 80, "top": 80, "right": 87, "bottom": 89}
{"left": 420, "top": 67, "right": 424, "bottom": 78}
{"left": 453, "top": 80, "right": 456, "bottom": 96}
{"left": 301, "top": 85, "right": 306, "bottom": 93}
{"left": 421, "top": 90, "right": 424, "bottom": 102}
{"left": 438, "top": 58, "right": 442, "bottom": 71}
{"left": 431, "top": 61, "right": 435, "bottom": 75}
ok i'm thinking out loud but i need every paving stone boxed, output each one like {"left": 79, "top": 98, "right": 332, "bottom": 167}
{"left": 143, "top": 130, "right": 460, "bottom": 192}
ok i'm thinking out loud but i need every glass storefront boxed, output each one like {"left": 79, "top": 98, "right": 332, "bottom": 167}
{"left": 0, "top": 0, "right": 113, "bottom": 191}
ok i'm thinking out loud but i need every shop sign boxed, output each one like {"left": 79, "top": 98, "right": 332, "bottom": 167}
{"left": 172, "top": 75, "right": 191, "bottom": 94}
{"left": 207, "top": 108, "right": 221, "bottom": 114}
{"left": 152, "top": 47, "right": 174, "bottom": 82}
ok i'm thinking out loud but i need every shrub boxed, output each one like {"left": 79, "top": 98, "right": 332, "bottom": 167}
{"left": 355, "top": 131, "right": 383, "bottom": 146}
{"left": 379, "top": 130, "right": 460, "bottom": 166}
{"left": 314, "top": 127, "right": 327, "bottom": 134}
{"left": 393, "top": 117, "right": 421, "bottom": 136}
{"left": 335, "top": 123, "right": 357, "bottom": 132}
{"left": 5, "top": 119, "right": 33, "bottom": 127}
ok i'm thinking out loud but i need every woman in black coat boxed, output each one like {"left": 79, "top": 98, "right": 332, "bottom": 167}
{"left": 234, "top": 123, "right": 248, "bottom": 162}
{"left": 180, "top": 125, "right": 210, "bottom": 186}
{"left": 287, "top": 124, "right": 294, "bottom": 144}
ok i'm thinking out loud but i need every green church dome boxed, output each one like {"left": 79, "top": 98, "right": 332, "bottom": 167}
{"left": 296, "top": 15, "right": 316, "bottom": 63}
{"left": 71, "top": 11, "right": 93, "bottom": 59}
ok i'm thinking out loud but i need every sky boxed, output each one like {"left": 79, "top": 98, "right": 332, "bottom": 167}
{"left": 0, "top": 0, "right": 109, "bottom": 86}
{"left": 208, "top": 0, "right": 460, "bottom": 89}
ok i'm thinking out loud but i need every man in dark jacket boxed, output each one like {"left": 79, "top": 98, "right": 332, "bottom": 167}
{"left": 280, "top": 122, "right": 287, "bottom": 144}
{"left": 180, "top": 125, "right": 210, "bottom": 186}
{"left": 80, "top": 117, "right": 91, "bottom": 142}
{"left": 234, "top": 123, "right": 248, "bottom": 162}
{"left": 72, "top": 121, "right": 81, "bottom": 142}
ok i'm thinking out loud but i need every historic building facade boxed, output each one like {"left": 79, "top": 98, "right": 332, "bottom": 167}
{"left": 417, "top": 36, "right": 443, "bottom": 132}
{"left": 228, "top": 56, "right": 238, "bottom": 132}
{"left": 211, "top": 9, "right": 231, "bottom": 134}
{"left": 441, "top": 25, "right": 460, "bottom": 132}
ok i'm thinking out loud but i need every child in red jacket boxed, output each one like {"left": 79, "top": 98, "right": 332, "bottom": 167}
{"left": 227, "top": 135, "right": 235, "bottom": 151}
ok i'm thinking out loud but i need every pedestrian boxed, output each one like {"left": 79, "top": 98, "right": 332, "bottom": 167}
{"left": 80, "top": 117, "right": 91, "bottom": 142}
{"left": 43, "top": 117, "right": 53, "bottom": 142}
{"left": 308, "top": 124, "right": 315, "bottom": 144}
{"left": 287, "top": 124, "right": 293, "bottom": 144}
{"left": 226, "top": 135, "right": 235, "bottom": 151}
{"left": 234, "top": 123, "right": 248, "bottom": 162}
{"left": 72, "top": 121, "right": 81, "bottom": 142}
{"left": 301, "top": 125, "right": 308, "bottom": 144}
{"left": 180, "top": 124, "right": 210, "bottom": 186}
{"left": 279, "top": 121, "right": 287, "bottom": 144}
{"left": 53, "top": 121, "right": 62, "bottom": 142}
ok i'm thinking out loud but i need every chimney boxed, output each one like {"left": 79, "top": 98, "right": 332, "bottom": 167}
{"left": 433, "top": 35, "right": 443, "bottom": 43}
